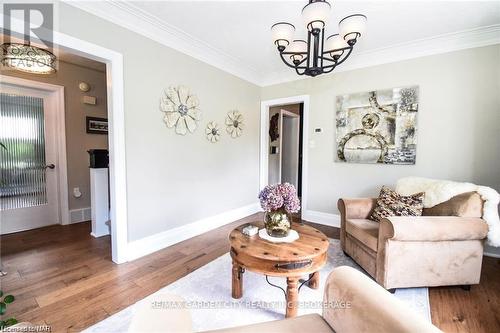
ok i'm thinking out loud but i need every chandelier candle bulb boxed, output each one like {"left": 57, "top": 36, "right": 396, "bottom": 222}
{"left": 271, "top": 0, "right": 367, "bottom": 77}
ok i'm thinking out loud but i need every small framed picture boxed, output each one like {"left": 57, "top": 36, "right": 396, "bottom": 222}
{"left": 86, "top": 116, "right": 108, "bottom": 135}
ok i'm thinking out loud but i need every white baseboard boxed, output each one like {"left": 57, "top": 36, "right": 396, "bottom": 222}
{"left": 90, "top": 231, "right": 110, "bottom": 238}
{"left": 127, "top": 202, "right": 261, "bottom": 261}
{"left": 69, "top": 207, "right": 91, "bottom": 224}
{"left": 302, "top": 210, "right": 341, "bottom": 228}
{"left": 484, "top": 251, "right": 500, "bottom": 258}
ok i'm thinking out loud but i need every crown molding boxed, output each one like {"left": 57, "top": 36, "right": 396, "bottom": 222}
{"left": 65, "top": 0, "right": 263, "bottom": 85}
{"left": 261, "top": 24, "right": 500, "bottom": 86}
{"left": 65, "top": 1, "right": 499, "bottom": 87}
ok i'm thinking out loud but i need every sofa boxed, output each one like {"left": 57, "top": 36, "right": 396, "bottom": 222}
{"left": 126, "top": 266, "right": 441, "bottom": 333}
{"left": 338, "top": 192, "right": 489, "bottom": 290}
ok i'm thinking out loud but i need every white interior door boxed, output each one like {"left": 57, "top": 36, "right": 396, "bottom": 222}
{"left": 1, "top": 84, "right": 60, "bottom": 234}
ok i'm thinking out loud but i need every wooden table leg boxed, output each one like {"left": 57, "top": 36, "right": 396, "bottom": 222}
{"left": 232, "top": 260, "right": 243, "bottom": 299}
{"left": 308, "top": 271, "right": 319, "bottom": 289}
{"left": 286, "top": 277, "right": 299, "bottom": 318}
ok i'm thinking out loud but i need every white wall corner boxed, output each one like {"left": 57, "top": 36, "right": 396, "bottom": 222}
{"left": 127, "top": 203, "right": 261, "bottom": 261}
{"left": 302, "top": 210, "right": 341, "bottom": 228}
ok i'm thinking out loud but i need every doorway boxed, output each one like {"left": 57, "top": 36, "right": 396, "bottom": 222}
{"left": 1, "top": 51, "right": 115, "bottom": 262}
{"left": 1, "top": 26, "right": 127, "bottom": 263}
{"left": 281, "top": 110, "right": 301, "bottom": 191}
{"left": 268, "top": 106, "right": 303, "bottom": 196}
{"left": 260, "top": 95, "right": 310, "bottom": 214}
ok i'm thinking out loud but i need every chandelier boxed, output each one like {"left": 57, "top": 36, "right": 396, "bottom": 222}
{"left": 271, "top": 0, "right": 366, "bottom": 77}
{"left": 1, "top": 43, "right": 56, "bottom": 74}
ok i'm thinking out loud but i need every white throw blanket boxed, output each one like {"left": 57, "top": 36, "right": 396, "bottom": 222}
{"left": 396, "top": 177, "right": 500, "bottom": 247}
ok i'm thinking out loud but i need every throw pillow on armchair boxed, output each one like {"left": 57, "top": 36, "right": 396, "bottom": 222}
{"left": 370, "top": 186, "right": 425, "bottom": 222}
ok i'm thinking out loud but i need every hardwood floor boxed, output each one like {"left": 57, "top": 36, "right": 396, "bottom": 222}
{"left": 1, "top": 214, "right": 499, "bottom": 332}
{"left": 429, "top": 256, "right": 500, "bottom": 332}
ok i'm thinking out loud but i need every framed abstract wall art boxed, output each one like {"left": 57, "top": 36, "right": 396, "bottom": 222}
{"left": 336, "top": 86, "right": 419, "bottom": 164}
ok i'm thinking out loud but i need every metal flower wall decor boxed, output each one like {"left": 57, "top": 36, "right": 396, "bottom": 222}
{"left": 160, "top": 86, "right": 201, "bottom": 135}
{"left": 206, "top": 122, "right": 221, "bottom": 143}
{"left": 225, "top": 110, "right": 244, "bottom": 138}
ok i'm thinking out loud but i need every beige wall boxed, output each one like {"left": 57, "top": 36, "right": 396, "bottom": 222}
{"left": 262, "top": 45, "right": 500, "bottom": 216}
{"left": 58, "top": 3, "right": 261, "bottom": 241}
{"left": 23, "top": 4, "right": 500, "bottom": 255}
{"left": 2, "top": 61, "right": 108, "bottom": 211}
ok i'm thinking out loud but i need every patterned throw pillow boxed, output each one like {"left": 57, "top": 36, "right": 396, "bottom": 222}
{"left": 370, "top": 186, "right": 425, "bottom": 222}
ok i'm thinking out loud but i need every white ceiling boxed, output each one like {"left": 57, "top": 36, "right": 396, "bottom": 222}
{"left": 70, "top": 1, "right": 500, "bottom": 86}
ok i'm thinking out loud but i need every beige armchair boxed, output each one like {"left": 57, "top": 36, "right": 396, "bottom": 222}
{"left": 338, "top": 192, "right": 489, "bottom": 290}
{"left": 125, "top": 266, "right": 441, "bottom": 333}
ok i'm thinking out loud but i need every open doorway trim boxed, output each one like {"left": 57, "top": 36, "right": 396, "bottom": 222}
{"left": 5, "top": 20, "right": 129, "bottom": 263}
{"left": 54, "top": 33, "right": 128, "bottom": 264}
{"left": 260, "top": 95, "right": 310, "bottom": 214}
{"left": 1, "top": 75, "right": 69, "bottom": 226}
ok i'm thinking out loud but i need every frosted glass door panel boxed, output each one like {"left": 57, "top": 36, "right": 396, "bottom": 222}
{"left": 0, "top": 93, "right": 47, "bottom": 210}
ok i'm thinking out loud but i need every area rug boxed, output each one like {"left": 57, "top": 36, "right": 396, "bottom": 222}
{"left": 84, "top": 239, "right": 430, "bottom": 332}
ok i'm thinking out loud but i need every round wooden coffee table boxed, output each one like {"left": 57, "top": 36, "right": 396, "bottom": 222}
{"left": 229, "top": 222, "right": 329, "bottom": 318}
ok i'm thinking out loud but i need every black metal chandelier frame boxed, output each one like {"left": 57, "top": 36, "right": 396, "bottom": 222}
{"left": 273, "top": 10, "right": 366, "bottom": 77}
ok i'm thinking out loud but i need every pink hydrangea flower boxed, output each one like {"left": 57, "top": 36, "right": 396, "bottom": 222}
{"left": 258, "top": 183, "right": 300, "bottom": 213}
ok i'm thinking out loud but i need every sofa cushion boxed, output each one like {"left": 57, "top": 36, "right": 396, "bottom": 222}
{"left": 205, "top": 313, "right": 333, "bottom": 333}
{"left": 370, "top": 186, "right": 425, "bottom": 222}
{"left": 346, "top": 219, "right": 379, "bottom": 252}
{"left": 423, "top": 191, "right": 483, "bottom": 217}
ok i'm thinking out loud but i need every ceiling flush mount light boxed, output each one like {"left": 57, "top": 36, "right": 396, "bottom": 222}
{"left": 1, "top": 43, "right": 56, "bottom": 74}
{"left": 271, "top": 0, "right": 366, "bottom": 77}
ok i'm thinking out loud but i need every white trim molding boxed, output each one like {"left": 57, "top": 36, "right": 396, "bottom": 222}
{"left": 484, "top": 251, "right": 500, "bottom": 259}
{"left": 63, "top": 1, "right": 500, "bottom": 87}
{"left": 127, "top": 203, "right": 261, "bottom": 261}
{"left": 66, "top": 0, "right": 262, "bottom": 85}
{"left": 53, "top": 33, "right": 128, "bottom": 264}
{"left": 260, "top": 95, "right": 310, "bottom": 215}
{"left": 302, "top": 210, "right": 341, "bottom": 228}
{"left": 91, "top": 230, "right": 110, "bottom": 238}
